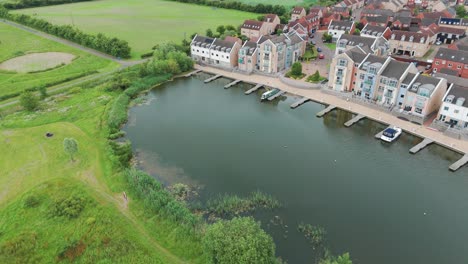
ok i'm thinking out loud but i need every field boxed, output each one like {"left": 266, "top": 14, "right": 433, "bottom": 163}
{"left": 0, "top": 23, "right": 118, "bottom": 99}
{"left": 214, "top": 0, "right": 317, "bottom": 7}
{"left": 0, "top": 84, "right": 203, "bottom": 262}
{"left": 16, "top": 0, "right": 258, "bottom": 58}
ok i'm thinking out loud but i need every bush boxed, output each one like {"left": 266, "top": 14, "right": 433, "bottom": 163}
{"left": 19, "top": 91, "right": 39, "bottom": 111}
{"left": 203, "top": 217, "right": 276, "bottom": 264}
{"left": 51, "top": 195, "right": 86, "bottom": 218}
{"left": 291, "top": 62, "right": 302, "bottom": 77}
{"left": 23, "top": 195, "right": 40, "bottom": 208}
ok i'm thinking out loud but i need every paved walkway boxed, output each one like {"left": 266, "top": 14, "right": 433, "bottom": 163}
{"left": 195, "top": 65, "right": 468, "bottom": 156}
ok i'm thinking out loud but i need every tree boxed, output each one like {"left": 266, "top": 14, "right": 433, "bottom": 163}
{"left": 206, "top": 28, "right": 214, "bottom": 37}
{"left": 322, "top": 32, "right": 332, "bottom": 43}
{"left": 356, "top": 22, "right": 364, "bottom": 30}
{"left": 226, "top": 25, "right": 236, "bottom": 31}
{"left": 216, "top": 25, "right": 226, "bottom": 35}
{"left": 257, "top": 15, "right": 265, "bottom": 21}
{"left": 310, "top": 70, "right": 321, "bottom": 82}
{"left": 203, "top": 217, "right": 276, "bottom": 264}
{"left": 319, "top": 252, "right": 353, "bottom": 264}
{"left": 456, "top": 5, "right": 467, "bottom": 18}
{"left": 19, "top": 91, "right": 39, "bottom": 111}
{"left": 63, "top": 138, "right": 78, "bottom": 162}
{"left": 291, "top": 62, "right": 302, "bottom": 77}
{"left": 353, "top": 29, "right": 360, "bottom": 35}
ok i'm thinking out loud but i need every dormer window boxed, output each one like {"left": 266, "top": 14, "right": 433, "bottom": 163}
{"left": 391, "top": 34, "right": 395, "bottom": 39}
{"left": 409, "top": 36, "right": 414, "bottom": 42}
{"left": 401, "top": 35, "right": 406, "bottom": 41}
{"left": 420, "top": 37, "right": 425, "bottom": 43}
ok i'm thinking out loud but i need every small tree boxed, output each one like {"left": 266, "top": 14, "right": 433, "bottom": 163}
{"left": 291, "top": 62, "right": 302, "bottom": 77}
{"left": 225, "top": 25, "right": 236, "bottom": 31}
{"left": 63, "top": 138, "right": 78, "bottom": 162}
{"left": 203, "top": 217, "right": 276, "bottom": 264}
{"left": 216, "top": 25, "right": 226, "bottom": 35}
{"left": 353, "top": 29, "right": 361, "bottom": 35}
{"left": 19, "top": 91, "right": 39, "bottom": 111}
{"left": 322, "top": 33, "right": 332, "bottom": 43}
{"left": 310, "top": 70, "right": 321, "bottom": 82}
{"left": 206, "top": 28, "right": 214, "bottom": 37}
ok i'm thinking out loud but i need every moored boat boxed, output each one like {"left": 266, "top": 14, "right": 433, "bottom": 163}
{"left": 261, "top": 88, "right": 280, "bottom": 101}
{"left": 380, "top": 126, "right": 402, "bottom": 143}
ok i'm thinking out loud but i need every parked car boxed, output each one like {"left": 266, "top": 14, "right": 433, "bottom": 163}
{"left": 317, "top": 47, "right": 322, "bottom": 52}
{"left": 436, "top": 40, "right": 442, "bottom": 45}
{"left": 311, "top": 40, "right": 316, "bottom": 45}
{"left": 319, "top": 54, "right": 325, "bottom": 59}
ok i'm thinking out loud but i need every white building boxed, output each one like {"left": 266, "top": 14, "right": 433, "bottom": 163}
{"left": 328, "top": 20, "right": 355, "bottom": 42}
{"left": 190, "top": 35, "right": 241, "bottom": 69}
{"left": 436, "top": 84, "right": 468, "bottom": 129}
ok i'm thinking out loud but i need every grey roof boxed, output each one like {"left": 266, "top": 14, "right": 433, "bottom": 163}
{"left": 394, "top": 16, "right": 411, "bottom": 25}
{"left": 408, "top": 75, "right": 441, "bottom": 95}
{"left": 447, "top": 84, "right": 468, "bottom": 107}
{"left": 361, "top": 8, "right": 394, "bottom": 16}
{"left": 192, "top": 35, "right": 215, "bottom": 47}
{"left": 456, "top": 38, "right": 468, "bottom": 52}
{"left": 344, "top": 47, "right": 368, "bottom": 63}
{"left": 329, "top": 20, "right": 354, "bottom": 30}
{"left": 440, "top": 68, "right": 459, "bottom": 76}
{"left": 338, "top": 34, "right": 376, "bottom": 49}
{"left": 211, "top": 39, "right": 236, "bottom": 52}
{"left": 421, "top": 18, "right": 438, "bottom": 27}
{"left": 359, "top": 54, "right": 387, "bottom": 70}
{"left": 364, "top": 16, "right": 389, "bottom": 24}
{"left": 286, "top": 32, "right": 304, "bottom": 44}
{"left": 402, "top": 72, "right": 416, "bottom": 84}
{"left": 380, "top": 60, "right": 410, "bottom": 79}
{"left": 435, "top": 48, "right": 468, "bottom": 64}
{"left": 361, "top": 25, "right": 388, "bottom": 36}
{"left": 434, "top": 73, "right": 468, "bottom": 87}
{"left": 242, "top": 41, "right": 257, "bottom": 55}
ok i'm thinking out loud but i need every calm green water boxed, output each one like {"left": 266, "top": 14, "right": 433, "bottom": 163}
{"left": 123, "top": 74, "right": 468, "bottom": 264}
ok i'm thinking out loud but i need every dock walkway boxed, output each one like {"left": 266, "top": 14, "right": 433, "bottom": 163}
{"left": 316, "top": 105, "right": 336, "bottom": 117}
{"left": 204, "top": 74, "right": 222, "bottom": 83}
{"left": 185, "top": 69, "right": 201, "bottom": 77}
{"left": 268, "top": 90, "right": 286, "bottom": 101}
{"left": 224, "top": 79, "right": 241, "bottom": 89}
{"left": 409, "top": 138, "right": 434, "bottom": 154}
{"left": 290, "top": 97, "right": 310, "bottom": 109}
{"left": 344, "top": 114, "right": 365, "bottom": 127}
{"left": 449, "top": 154, "right": 468, "bottom": 172}
{"left": 245, "top": 84, "right": 264, "bottom": 95}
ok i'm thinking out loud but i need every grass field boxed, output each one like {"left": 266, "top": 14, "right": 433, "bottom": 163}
{"left": 215, "top": 0, "right": 317, "bottom": 7}
{"left": 0, "top": 85, "right": 204, "bottom": 262}
{"left": 0, "top": 23, "right": 118, "bottom": 99}
{"left": 16, "top": 0, "right": 258, "bottom": 58}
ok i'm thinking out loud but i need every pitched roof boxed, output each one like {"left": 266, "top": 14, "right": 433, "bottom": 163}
{"left": 434, "top": 73, "right": 468, "bottom": 87}
{"left": 439, "top": 17, "right": 468, "bottom": 27}
{"left": 241, "top": 41, "right": 257, "bottom": 55}
{"left": 446, "top": 84, "right": 468, "bottom": 107}
{"left": 359, "top": 54, "right": 387, "bottom": 69}
{"left": 264, "top": 14, "right": 278, "bottom": 23}
{"left": 402, "top": 72, "right": 416, "bottom": 84}
{"left": 438, "top": 26, "right": 466, "bottom": 35}
{"left": 338, "top": 34, "right": 377, "bottom": 49}
{"left": 391, "top": 30, "right": 429, "bottom": 43}
{"left": 363, "top": 15, "right": 389, "bottom": 24}
{"left": 380, "top": 59, "right": 410, "bottom": 79}
{"left": 191, "top": 35, "right": 215, "bottom": 47}
{"left": 344, "top": 47, "right": 368, "bottom": 63}
{"left": 329, "top": 20, "right": 354, "bottom": 30}
{"left": 435, "top": 48, "right": 468, "bottom": 64}
{"left": 394, "top": 16, "right": 412, "bottom": 25}
{"left": 408, "top": 74, "right": 441, "bottom": 95}
{"left": 211, "top": 38, "right": 236, "bottom": 51}
{"left": 440, "top": 68, "right": 459, "bottom": 76}
{"left": 361, "top": 25, "right": 388, "bottom": 36}
{"left": 224, "top": 36, "right": 241, "bottom": 43}
{"left": 292, "top": 7, "right": 305, "bottom": 14}
{"left": 241, "top": 20, "right": 264, "bottom": 30}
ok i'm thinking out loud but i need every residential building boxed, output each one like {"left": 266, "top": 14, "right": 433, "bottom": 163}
{"left": 328, "top": 20, "right": 355, "bottom": 42}
{"left": 305, "top": 13, "right": 320, "bottom": 32}
{"left": 190, "top": 35, "right": 241, "bottom": 68}
{"left": 389, "top": 30, "right": 431, "bottom": 57}
{"left": 374, "top": 59, "right": 417, "bottom": 106}
{"left": 335, "top": 34, "right": 389, "bottom": 56}
{"left": 360, "top": 16, "right": 391, "bottom": 27}
{"left": 392, "top": 16, "right": 411, "bottom": 30}
{"left": 438, "top": 17, "right": 468, "bottom": 32}
{"left": 448, "top": 37, "right": 468, "bottom": 51}
{"left": 331, "top": 6, "right": 350, "bottom": 18}
{"left": 309, "top": 6, "right": 325, "bottom": 18}
{"left": 399, "top": 74, "right": 447, "bottom": 120}
{"left": 237, "top": 41, "right": 258, "bottom": 73}
{"left": 321, "top": 13, "right": 341, "bottom": 29}
{"left": 360, "top": 8, "right": 394, "bottom": 18}
{"left": 241, "top": 20, "right": 268, "bottom": 40}
{"left": 327, "top": 46, "right": 368, "bottom": 92}
{"left": 432, "top": 48, "right": 468, "bottom": 78}
{"left": 263, "top": 14, "right": 281, "bottom": 35}
{"left": 436, "top": 84, "right": 468, "bottom": 130}
{"left": 361, "top": 24, "right": 393, "bottom": 39}
{"left": 256, "top": 31, "right": 306, "bottom": 74}
{"left": 436, "top": 26, "right": 466, "bottom": 44}
{"left": 355, "top": 55, "right": 389, "bottom": 100}
{"left": 291, "top": 7, "right": 306, "bottom": 21}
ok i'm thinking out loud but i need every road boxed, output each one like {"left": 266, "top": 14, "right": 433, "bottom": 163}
{"left": 302, "top": 31, "right": 333, "bottom": 77}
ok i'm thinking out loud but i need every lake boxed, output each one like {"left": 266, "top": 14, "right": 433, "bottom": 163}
{"left": 123, "top": 74, "right": 468, "bottom": 264}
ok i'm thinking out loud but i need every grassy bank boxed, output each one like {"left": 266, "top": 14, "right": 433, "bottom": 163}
{"left": 15, "top": 0, "right": 258, "bottom": 58}
{"left": 0, "top": 22, "right": 118, "bottom": 99}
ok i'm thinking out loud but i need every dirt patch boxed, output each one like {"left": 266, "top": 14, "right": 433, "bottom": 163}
{"left": 0, "top": 52, "right": 75, "bottom": 73}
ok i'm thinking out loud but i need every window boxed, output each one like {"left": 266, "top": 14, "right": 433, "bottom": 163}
{"left": 369, "top": 67, "right": 377, "bottom": 74}
{"left": 227, "top": 56, "right": 229, "bottom": 59}
{"left": 388, "top": 79, "right": 398, "bottom": 87}
{"left": 378, "top": 86, "right": 384, "bottom": 92}
{"left": 448, "top": 63, "right": 452, "bottom": 68}
{"left": 455, "top": 110, "right": 460, "bottom": 114}
{"left": 444, "top": 106, "right": 449, "bottom": 111}
{"left": 435, "top": 61, "right": 440, "bottom": 65}
{"left": 400, "top": 94, "right": 404, "bottom": 98}
{"left": 457, "top": 65, "right": 461, "bottom": 69}
{"left": 202, "top": 51, "right": 204, "bottom": 54}
{"left": 380, "top": 78, "right": 387, "bottom": 84}
{"left": 339, "top": 59, "right": 347, "bottom": 66}
{"left": 360, "top": 73, "right": 365, "bottom": 80}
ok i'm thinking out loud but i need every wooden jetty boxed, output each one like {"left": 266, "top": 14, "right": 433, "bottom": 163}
{"left": 267, "top": 90, "right": 286, "bottom": 101}
{"left": 375, "top": 126, "right": 393, "bottom": 139}
{"left": 185, "top": 69, "right": 201, "bottom": 77}
{"left": 449, "top": 154, "right": 468, "bottom": 172}
{"left": 344, "top": 114, "right": 365, "bottom": 127}
{"left": 245, "top": 84, "right": 264, "bottom": 95}
{"left": 290, "top": 97, "right": 310, "bottom": 109}
{"left": 316, "top": 105, "right": 336, "bottom": 117}
{"left": 224, "top": 80, "right": 241, "bottom": 89}
{"left": 409, "top": 138, "right": 434, "bottom": 154}
{"left": 204, "top": 74, "right": 222, "bottom": 83}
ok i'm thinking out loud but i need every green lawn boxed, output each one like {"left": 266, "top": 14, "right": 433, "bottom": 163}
{"left": 15, "top": 0, "right": 258, "bottom": 58}
{"left": 210, "top": 0, "right": 317, "bottom": 7}
{"left": 0, "top": 84, "right": 204, "bottom": 263}
{"left": 0, "top": 23, "right": 118, "bottom": 99}
{"left": 324, "top": 43, "right": 336, "bottom": 51}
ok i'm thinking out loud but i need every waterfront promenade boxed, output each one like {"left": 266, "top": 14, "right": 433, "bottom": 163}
{"left": 194, "top": 65, "right": 468, "bottom": 157}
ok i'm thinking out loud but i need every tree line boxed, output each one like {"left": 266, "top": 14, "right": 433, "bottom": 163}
{"left": 3, "top": 0, "right": 92, "bottom": 9}
{"left": 166, "top": 0, "right": 287, "bottom": 16}
{"left": 0, "top": 7, "right": 131, "bottom": 58}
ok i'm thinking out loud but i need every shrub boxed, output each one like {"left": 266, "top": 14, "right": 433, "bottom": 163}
{"left": 291, "top": 62, "right": 302, "bottom": 77}
{"left": 19, "top": 91, "right": 39, "bottom": 111}
{"left": 51, "top": 195, "right": 86, "bottom": 218}
{"left": 23, "top": 195, "right": 40, "bottom": 208}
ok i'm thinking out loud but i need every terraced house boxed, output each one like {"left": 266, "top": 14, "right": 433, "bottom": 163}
{"left": 354, "top": 55, "right": 389, "bottom": 100}
{"left": 240, "top": 20, "right": 268, "bottom": 41}
{"left": 327, "top": 46, "right": 368, "bottom": 92}
{"left": 237, "top": 41, "right": 258, "bottom": 73}
{"left": 190, "top": 35, "right": 241, "bottom": 69}
{"left": 435, "top": 82, "right": 468, "bottom": 131}
{"left": 360, "top": 25, "right": 392, "bottom": 40}
{"left": 328, "top": 20, "right": 355, "bottom": 42}
{"left": 389, "top": 30, "right": 431, "bottom": 57}
{"left": 432, "top": 48, "right": 468, "bottom": 78}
